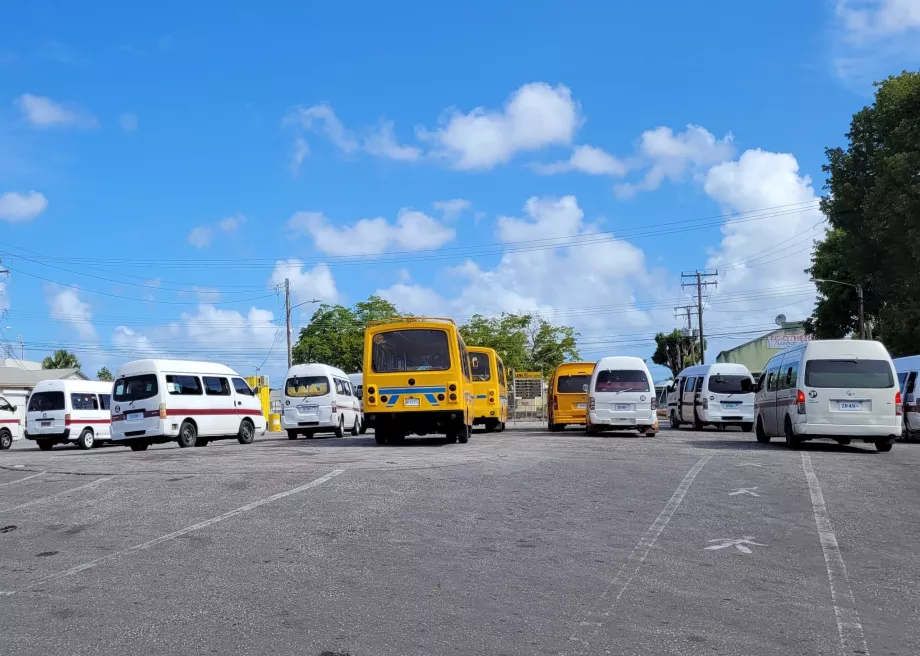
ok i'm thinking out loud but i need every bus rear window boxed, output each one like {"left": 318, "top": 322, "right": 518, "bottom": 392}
{"left": 113, "top": 375, "right": 159, "bottom": 402}
{"left": 594, "top": 370, "right": 650, "bottom": 393}
{"left": 372, "top": 329, "right": 450, "bottom": 373}
{"left": 804, "top": 359, "right": 894, "bottom": 389}
{"left": 470, "top": 353, "right": 491, "bottom": 381}
{"left": 557, "top": 375, "right": 590, "bottom": 394}
{"left": 708, "top": 375, "right": 753, "bottom": 394}
{"left": 28, "top": 391, "right": 65, "bottom": 412}
{"left": 286, "top": 376, "right": 330, "bottom": 397}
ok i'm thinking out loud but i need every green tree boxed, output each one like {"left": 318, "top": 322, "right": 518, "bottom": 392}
{"left": 96, "top": 367, "right": 113, "bottom": 381}
{"left": 459, "top": 313, "right": 580, "bottom": 376}
{"left": 292, "top": 295, "right": 402, "bottom": 371}
{"left": 42, "top": 349, "right": 81, "bottom": 371}
{"left": 807, "top": 71, "right": 920, "bottom": 355}
{"left": 651, "top": 330, "right": 704, "bottom": 378}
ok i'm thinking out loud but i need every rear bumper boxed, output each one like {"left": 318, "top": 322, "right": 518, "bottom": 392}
{"left": 794, "top": 422, "right": 900, "bottom": 440}
{"left": 589, "top": 411, "right": 658, "bottom": 428}
{"left": 553, "top": 413, "right": 587, "bottom": 425}
{"left": 700, "top": 409, "right": 754, "bottom": 423}
{"left": 24, "top": 429, "right": 71, "bottom": 442}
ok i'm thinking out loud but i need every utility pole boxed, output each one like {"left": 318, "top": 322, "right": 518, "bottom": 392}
{"left": 681, "top": 270, "right": 718, "bottom": 365}
{"left": 856, "top": 284, "right": 866, "bottom": 340}
{"left": 285, "top": 278, "right": 293, "bottom": 369}
{"left": 673, "top": 305, "right": 694, "bottom": 332}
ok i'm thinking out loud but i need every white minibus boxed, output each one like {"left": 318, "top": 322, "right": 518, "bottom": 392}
{"left": 586, "top": 356, "right": 659, "bottom": 437}
{"left": 894, "top": 355, "right": 920, "bottom": 440}
{"left": 754, "top": 340, "right": 900, "bottom": 452}
{"left": 348, "top": 372, "right": 368, "bottom": 434}
{"left": 668, "top": 363, "right": 755, "bottom": 431}
{"left": 282, "top": 363, "right": 362, "bottom": 440}
{"left": 24, "top": 379, "right": 113, "bottom": 450}
{"left": 110, "top": 359, "right": 267, "bottom": 451}
{"left": 0, "top": 394, "right": 22, "bottom": 450}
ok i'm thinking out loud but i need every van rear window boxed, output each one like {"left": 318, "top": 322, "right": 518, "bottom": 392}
{"left": 557, "top": 375, "right": 590, "bottom": 394}
{"left": 286, "top": 376, "right": 330, "bottom": 398}
{"left": 594, "top": 370, "right": 650, "bottom": 393}
{"left": 804, "top": 359, "right": 894, "bottom": 389}
{"left": 113, "top": 375, "right": 159, "bottom": 402}
{"left": 28, "top": 391, "right": 65, "bottom": 412}
{"left": 708, "top": 375, "right": 753, "bottom": 394}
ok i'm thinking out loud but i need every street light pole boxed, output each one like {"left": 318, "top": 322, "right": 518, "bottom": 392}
{"left": 812, "top": 278, "right": 866, "bottom": 339}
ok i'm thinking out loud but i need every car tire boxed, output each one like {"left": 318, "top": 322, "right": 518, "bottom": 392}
{"left": 693, "top": 413, "right": 703, "bottom": 431}
{"left": 755, "top": 418, "right": 770, "bottom": 444}
{"left": 0, "top": 429, "right": 12, "bottom": 450}
{"left": 836, "top": 438, "right": 852, "bottom": 445}
{"left": 351, "top": 417, "right": 360, "bottom": 436}
{"left": 875, "top": 441, "right": 893, "bottom": 453}
{"left": 287, "top": 430, "right": 299, "bottom": 440}
{"left": 177, "top": 421, "right": 197, "bottom": 448}
{"left": 129, "top": 440, "right": 148, "bottom": 452}
{"left": 77, "top": 428, "right": 95, "bottom": 450}
{"left": 741, "top": 422, "right": 754, "bottom": 433}
{"left": 304, "top": 429, "right": 316, "bottom": 439}
{"left": 334, "top": 417, "right": 345, "bottom": 438}
{"left": 237, "top": 419, "right": 255, "bottom": 445}
{"left": 37, "top": 440, "right": 54, "bottom": 451}
{"left": 645, "top": 430, "right": 656, "bottom": 437}
{"left": 784, "top": 417, "right": 801, "bottom": 449}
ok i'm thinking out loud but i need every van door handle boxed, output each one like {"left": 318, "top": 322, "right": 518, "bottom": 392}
{"left": 237, "top": 401, "right": 242, "bottom": 406}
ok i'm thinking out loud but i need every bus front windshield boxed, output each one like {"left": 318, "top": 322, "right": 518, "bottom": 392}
{"left": 372, "top": 329, "right": 451, "bottom": 373}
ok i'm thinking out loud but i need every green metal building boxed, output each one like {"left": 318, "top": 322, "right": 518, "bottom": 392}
{"left": 715, "top": 321, "right": 811, "bottom": 377}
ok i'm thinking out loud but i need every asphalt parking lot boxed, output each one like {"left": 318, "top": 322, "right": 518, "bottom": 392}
{"left": 1, "top": 424, "right": 918, "bottom": 656}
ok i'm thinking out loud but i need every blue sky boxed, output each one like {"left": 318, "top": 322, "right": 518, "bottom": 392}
{"left": 1, "top": 0, "right": 919, "bottom": 385}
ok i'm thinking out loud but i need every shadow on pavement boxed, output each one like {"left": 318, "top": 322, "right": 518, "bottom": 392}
{"left": 686, "top": 438, "right": 878, "bottom": 454}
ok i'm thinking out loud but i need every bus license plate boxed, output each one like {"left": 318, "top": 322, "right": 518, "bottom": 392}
{"left": 126, "top": 412, "right": 143, "bottom": 422}
{"left": 576, "top": 403, "right": 587, "bottom": 409}
{"left": 838, "top": 401, "right": 862, "bottom": 411}
{"left": 404, "top": 398, "right": 420, "bottom": 407}
{"left": 615, "top": 404, "right": 631, "bottom": 411}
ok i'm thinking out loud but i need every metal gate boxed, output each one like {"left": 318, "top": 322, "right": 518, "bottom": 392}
{"left": 510, "top": 371, "right": 545, "bottom": 423}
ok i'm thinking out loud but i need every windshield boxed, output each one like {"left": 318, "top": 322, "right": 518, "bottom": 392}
{"left": 804, "top": 359, "right": 894, "bottom": 389}
{"left": 372, "top": 329, "right": 450, "bottom": 373}
{"left": 28, "top": 391, "right": 65, "bottom": 412}
{"left": 113, "top": 374, "right": 159, "bottom": 402}
{"left": 708, "top": 374, "right": 753, "bottom": 394}
{"left": 557, "top": 374, "right": 590, "bottom": 394}
{"left": 286, "top": 376, "right": 330, "bottom": 398}
{"left": 595, "top": 370, "right": 650, "bottom": 393}
{"left": 470, "top": 352, "right": 491, "bottom": 381}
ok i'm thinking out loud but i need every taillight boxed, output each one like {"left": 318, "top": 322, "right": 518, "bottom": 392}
{"left": 65, "top": 413, "right": 72, "bottom": 422}
{"left": 651, "top": 397, "right": 658, "bottom": 410}
{"left": 449, "top": 393, "right": 458, "bottom": 402}
{"left": 159, "top": 404, "right": 167, "bottom": 420}
{"left": 796, "top": 390, "right": 806, "bottom": 415}
{"left": 589, "top": 397, "right": 595, "bottom": 410}
{"left": 368, "top": 396, "right": 376, "bottom": 404}
{"left": 553, "top": 396, "right": 558, "bottom": 410}
{"left": 896, "top": 392, "right": 903, "bottom": 416}
{"left": 331, "top": 402, "right": 337, "bottom": 414}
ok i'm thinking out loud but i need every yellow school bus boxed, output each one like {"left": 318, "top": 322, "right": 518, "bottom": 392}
{"left": 363, "top": 317, "right": 474, "bottom": 445}
{"left": 468, "top": 346, "right": 508, "bottom": 432}
{"left": 547, "top": 361, "right": 596, "bottom": 431}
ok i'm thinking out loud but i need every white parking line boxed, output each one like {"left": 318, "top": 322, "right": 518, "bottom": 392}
{"left": 570, "top": 454, "right": 713, "bottom": 650}
{"left": 0, "top": 469, "right": 345, "bottom": 597}
{"left": 0, "top": 477, "right": 112, "bottom": 512}
{"left": 801, "top": 453, "right": 870, "bottom": 656}
{"left": 0, "top": 471, "right": 46, "bottom": 488}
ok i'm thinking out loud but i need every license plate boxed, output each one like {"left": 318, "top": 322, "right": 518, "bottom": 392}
{"left": 838, "top": 401, "right": 862, "bottom": 411}
{"left": 576, "top": 403, "right": 587, "bottom": 409}
{"left": 126, "top": 412, "right": 143, "bottom": 422}
{"left": 615, "top": 404, "right": 631, "bottom": 411}
{"left": 41, "top": 421, "right": 52, "bottom": 427}
{"left": 722, "top": 402, "right": 740, "bottom": 409}
{"left": 298, "top": 405, "right": 318, "bottom": 413}
{"left": 404, "top": 398, "right": 420, "bottom": 407}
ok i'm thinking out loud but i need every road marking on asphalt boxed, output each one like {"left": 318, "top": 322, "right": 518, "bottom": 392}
{"left": 705, "top": 537, "right": 767, "bottom": 554}
{"left": 736, "top": 462, "right": 764, "bottom": 467}
{"left": 801, "top": 453, "right": 870, "bottom": 656}
{"left": 0, "top": 471, "right": 46, "bottom": 488}
{"left": 0, "top": 469, "right": 345, "bottom": 597}
{"left": 728, "top": 486, "right": 760, "bottom": 496}
{"left": 0, "top": 477, "right": 111, "bottom": 512}
{"left": 569, "top": 454, "right": 713, "bottom": 650}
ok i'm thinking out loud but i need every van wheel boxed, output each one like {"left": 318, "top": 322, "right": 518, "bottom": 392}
{"left": 784, "top": 417, "right": 801, "bottom": 449}
{"left": 77, "top": 429, "right": 95, "bottom": 450}
{"left": 129, "top": 440, "right": 148, "bottom": 452}
{"left": 458, "top": 424, "right": 471, "bottom": 444}
{"left": 0, "top": 429, "right": 12, "bottom": 450}
{"left": 351, "top": 417, "right": 360, "bottom": 436}
{"left": 37, "top": 440, "right": 54, "bottom": 451}
{"left": 741, "top": 422, "right": 754, "bottom": 433}
{"left": 334, "top": 417, "right": 345, "bottom": 438}
{"left": 875, "top": 441, "right": 893, "bottom": 453}
{"left": 237, "top": 419, "right": 255, "bottom": 445}
{"left": 669, "top": 412, "right": 680, "bottom": 429}
{"left": 177, "top": 421, "right": 197, "bottom": 448}
{"left": 755, "top": 418, "right": 770, "bottom": 444}
{"left": 497, "top": 421, "right": 506, "bottom": 432}
{"left": 287, "top": 430, "right": 299, "bottom": 440}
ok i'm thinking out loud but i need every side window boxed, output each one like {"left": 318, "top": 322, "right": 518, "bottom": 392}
{"left": 458, "top": 337, "right": 471, "bottom": 381}
{"left": 341, "top": 380, "right": 352, "bottom": 397}
{"left": 203, "top": 377, "right": 231, "bottom": 396}
{"left": 333, "top": 378, "right": 345, "bottom": 395}
{"left": 497, "top": 360, "right": 506, "bottom": 388}
{"left": 0, "top": 397, "right": 13, "bottom": 412}
{"left": 766, "top": 370, "right": 775, "bottom": 392}
{"left": 907, "top": 371, "right": 918, "bottom": 396}
{"left": 786, "top": 361, "right": 800, "bottom": 390}
{"left": 71, "top": 393, "right": 100, "bottom": 411}
{"left": 167, "top": 375, "right": 203, "bottom": 395}
{"left": 686, "top": 377, "right": 696, "bottom": 393}
{"left": 98, "top": 394, "right": 111, "bottom": 410}
{"left": 232, "top": 378, "right": 254, "bottom": 396}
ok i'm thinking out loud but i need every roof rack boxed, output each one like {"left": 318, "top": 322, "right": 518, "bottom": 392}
{"left": 366, "top": 316, "right": 457, "bottom": 328}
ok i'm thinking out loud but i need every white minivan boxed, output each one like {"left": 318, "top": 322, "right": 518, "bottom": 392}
{"left": 110, "top": 359, "right": 267, "bottom": 451}
{"left": 894, "top": 355, "right": 920, "bottom": 440}
{"left": 24, "top": 379, "right": 113, "bottom": 450}
{"left": 754, "top": 339, "right": 901, "bottom": 452}
{"left": 668, "top": 363, "right": 755, "bottom": 432}
{"left": 348, "top": 372, "right": 368, "bottom": 434}
{"left": 282, "top": 363, "right": 362, "bottom": 439}
{"left": 0, "top": 394, "right": 22, "bottom": 450}
{"left": 586, "top": 356, "right": 659, "bottom": 437}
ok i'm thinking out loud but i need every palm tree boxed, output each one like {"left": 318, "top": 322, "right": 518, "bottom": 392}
{"left": 96, "top": 367, "right": 113, "bottom": 381}
{"left": 42, "top": 349, "right": 82, "bottom": 371}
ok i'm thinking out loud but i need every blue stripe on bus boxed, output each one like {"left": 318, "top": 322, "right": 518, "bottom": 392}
{"left": 424, "top": 393, "right": 440, "bottom": 406}
{"left": 379, "top": 386, "right": 447, "bottom": 394}
{"left": 475, "top": 394, "right": 488, "bottom": 399}
{"left": 386, "top": 394, "right": 401, "bottom": 406}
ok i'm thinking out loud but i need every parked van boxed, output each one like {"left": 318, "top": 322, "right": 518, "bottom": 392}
{"left": 547, "top": 362, "right": 595, "bottom": 431}
{"left": 894, "top": 355, "right": 920, "bottom": 440}
{"left": 0, "top": 394, "right": 22, "bottom": 450}
{"left": 282, "top": 363, "right": 362, "bottom": 439}
{"left": 586, "top": 357, "right": 658, "bottom": 437}
{"left": 754, "top": 340, "right": 900, "bottom": 452}
{"left": 348, "top": 372, "right": 368, "bottom": 434}
{"left": 110, "top": 360, "right": 266, "bottom": 451}
{"left": 24, "top": 379, "right": 113, "bottom": 450}
{"left": 668, "top": 363, "right": 755, "bottom": 431}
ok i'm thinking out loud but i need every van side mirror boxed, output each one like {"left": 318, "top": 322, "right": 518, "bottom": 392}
{"left": 754, "top": 376, "right": 764, "bottom": 392}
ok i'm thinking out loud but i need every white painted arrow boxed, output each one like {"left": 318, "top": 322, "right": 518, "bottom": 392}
{"left": 705, "top": 536, "right": 767, "bottom": 554}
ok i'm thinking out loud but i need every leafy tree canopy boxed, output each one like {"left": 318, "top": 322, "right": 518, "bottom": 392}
{"left": 459, "top": 313, "right": 579, "bottom": 376}
{"left": 96, "top": 367, "right": 114, "bottom": 381}
{"left": 651, "top": 330, "right": 704, "bottom": 379}
{"left": 42, "top": 349, "right": 81, "bottom": 371}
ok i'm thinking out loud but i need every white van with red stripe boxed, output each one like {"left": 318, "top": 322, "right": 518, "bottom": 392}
{"left": 111, "top": 359, "right": 266, "bottom": 451}
{"left": 24, "top": 379, "right": 113, "bottom": 451}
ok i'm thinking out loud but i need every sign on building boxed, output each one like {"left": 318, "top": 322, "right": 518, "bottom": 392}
{"left": 766, "top": 334, "right": 812, "bottom": 349}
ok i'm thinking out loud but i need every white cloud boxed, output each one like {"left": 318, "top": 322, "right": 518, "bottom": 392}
{"left": 831, "top": 1, "right": 920, "bottom": 84}
{"left": 285, "top": 103, "right": 359, "bottom": 154}
{"left": 15, "top": 93, "right": 97, "bottom": 128}
{"left": 287, "top": 208, "right": 455, "bottom": 256}
{"left": 192, "top": 287, "right": 222, "bottom": 303}
{"left": 418, "top": 82, "right": 582, "bottom": 170}
{"left": 432, "top": 198, "right": 472, "bottom": 220}
{"left": 119, "top": 113, "right": 138, "bottom": 132}
{"left": 836, "top": 0, "right": 920, "bottom": 42}
{"left": 0, "top": 281, "right": 8, "bottom": 311}
{"left": 188, "top": 225, "right": 213, "bottom": 249}
{"left": 269, "top": 259, "right": 339, "bottom": 305}
{"left": 46, "top": 287, "right": 97, "bottom": 340}
{"left": 363, "top": 121, "right": 421, "bottom": 162}
{"left": 218, "top": 213, "right": 246, "bottom": 232}
{"left": 112, "top": 325, "right": 160, "bottom": 358}
{"left": 291, "top": 137, "right": 310, "bottom": 175}
{"left": 286, "top": 106, "right": 420, "bottom": 163}
{"left": 614, "top": 124, "right": 734, "bottom": 197}
{"left": 0, "top": 191, "right": 48, "bottom": 222}
{"left": 532, "top": 144, "right": 628, "bottom": 176}
{"left": 180, "top": 304, "right": 277, "bottom": 352}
